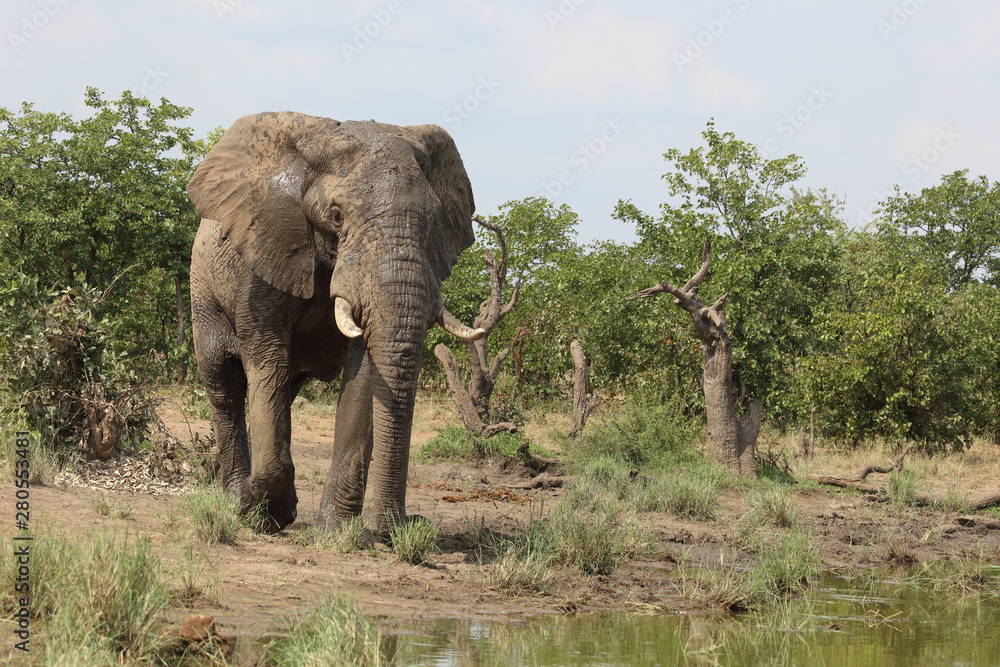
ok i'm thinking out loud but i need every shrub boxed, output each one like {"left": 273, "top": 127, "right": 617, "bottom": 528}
{"left": 389, "top": 518, "right": 440, "bottom": 565}
{"left": 0, "top": 279, "right": 157, "bottom": 457}
{"left": 182, "top": 486, "right": 262, "bottom": 544}
{"left": 263, "top": 596, "right": 385, "bottom": 666}
{"left": 569, "top": 393, "right": 703, "bottom": 468}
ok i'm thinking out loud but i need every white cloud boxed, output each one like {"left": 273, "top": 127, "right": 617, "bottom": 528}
{"left": 690, "top": 61, "right": 764, "bottom": 112}
{"left": 526, "top": 10, "right": 677, "bottom": 102}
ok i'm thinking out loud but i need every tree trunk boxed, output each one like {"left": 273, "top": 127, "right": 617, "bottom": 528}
{"left": 809, "top": 406, "right": 816, "bottom": 457}
{"left": 175, "top": 274, "right": 187, "bottom": 385}
{"left": 630, "top": 236, "right": 760, "bottom": 477}
{"left": 569, "top": 339, "right": 597, "bottom": 438}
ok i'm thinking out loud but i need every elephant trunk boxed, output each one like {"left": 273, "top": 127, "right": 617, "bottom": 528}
{"left": 364, "top": 267, "right": 430, "bottom": 533}
{"left": 321, "top": 246, "right": 432, "bottom": 534}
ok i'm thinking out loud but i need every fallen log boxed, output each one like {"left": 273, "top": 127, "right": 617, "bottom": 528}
{"left": 807, "top": 443, "right": 914, "bottom": 494}
{"left": 509, "top": 473, "right": 577, "bottom": 490}
{"left": 969, "top": 491, "right": 1000, "bottom": 511}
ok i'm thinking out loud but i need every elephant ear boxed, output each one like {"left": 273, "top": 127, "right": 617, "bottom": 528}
{"left": 405, "top": 124, "right": 476, "bottom": 285}
{"left": 187, "top": 112, "right": 340, "bottom": 298}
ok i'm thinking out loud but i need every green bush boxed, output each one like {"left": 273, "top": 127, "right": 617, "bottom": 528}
{"left": 263, "top": 596, "right": 385, "bottom": 666}
{"left": 570, "top": 394, "right": 703, "bottom": 468}
{"left": 0, "top": 278, "right": 157, "bottom": 456}
{"left": 549, "top": 494, "right": 650, "bottom": 575}
{"left": 389, "top": 518, "right": 440, "bottom": 565}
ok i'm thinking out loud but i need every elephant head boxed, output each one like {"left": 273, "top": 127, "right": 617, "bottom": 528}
{"left": 187, "top": 112, "right": 482, "bottom": 532}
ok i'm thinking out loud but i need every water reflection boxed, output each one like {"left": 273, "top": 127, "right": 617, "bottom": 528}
{"left": 387, "top": 575, "right": 1000, "bottom": 666}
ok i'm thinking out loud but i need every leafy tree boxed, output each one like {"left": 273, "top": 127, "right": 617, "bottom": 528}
{"left": 0, "top": 88, "right": 205, "bottom": 380}
{"left": 801, "top": 231, "right": 985, "bottom": 450}
{"left": 429, "top": 197, "right": 581, "bottom": 390}
{"left": 804, "top": 170, "right": 1000, "bottom": 449}
{"left": 878, "top": 170, "right": 1000, "bottom": 289}
{"left": 616, "top": 121, "right": 845, "bottom": 423}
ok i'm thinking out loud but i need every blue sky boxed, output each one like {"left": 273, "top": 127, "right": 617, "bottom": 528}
{"left": 3, "top": 0, "right": 997, "bottom": 243}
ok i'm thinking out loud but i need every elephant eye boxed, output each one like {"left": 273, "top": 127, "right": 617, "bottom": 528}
{"left": 319, "top": 204, "right": 343, "bottom": 234}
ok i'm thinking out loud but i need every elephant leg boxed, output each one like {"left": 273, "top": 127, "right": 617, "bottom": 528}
{"left": 244, "top": 361, "right": 298, "bottom": 532}
{"left": 193, "top": 306, "right": 250, "bottom": 497}
{"left": 319, "top": 340, "right": 374, "bottom": 529}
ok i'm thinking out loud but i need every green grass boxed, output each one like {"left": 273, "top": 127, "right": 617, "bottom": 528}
{"left": 907, "top": 551, "right": 1000, "bottom": 598}
{"left": 419, "top": 424, "right": 475, "bottom": 460}
{"left": 486, "top": 542, "right": 555, "bottom": 596}
{"left": 17, "top": 529, "right": 172, "bottom": 664}
{"left": 90, "top": 493, "right": 134, "bottom": 520}
{"left": 887, "top": 469, "right": 917, "bottom": 507}
{"left": 419, "top": 425, "right": 550, "bottom": 463}
{"left": 388, "top": 517, "right": 440, "bottom": 565}
{"left": 641, "top": 469, "right": 722, "bottom": 520}
{"left": 291, "top": 517, "right": 369, "bottom": 553}
{"left": 182, "top": 486, "right": 265, "bottom": 544}
{"left": 262, "top": 596, "right": 385, "bottom": 666}
{"left": 682, "top": 530, "right": 820, "bottom": 611}
{"left": 0, "top": 427, "right": 67, "bottom": 484}
{"left": 549, "top": 494, "right": 651, "bottom": 575}
{"left": 936, "top": 486, "right": 971, "bottom": 513}
{"left": 480, "top": 513, "right": 554, "bottom": 596}
{"left": 745, "top": 483, "right": 799, "bottom": 529}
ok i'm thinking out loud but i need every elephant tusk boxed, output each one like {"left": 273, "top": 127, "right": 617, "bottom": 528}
{"left": 440, "top": 309, "right": 486, "bottom": 342}
{"left": 335, "top": 297, "right": 363, "bottom": 339}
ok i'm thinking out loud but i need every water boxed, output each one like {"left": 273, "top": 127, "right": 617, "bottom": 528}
{"left": 384, "top": 574, "right": 1000, "bottom": 666}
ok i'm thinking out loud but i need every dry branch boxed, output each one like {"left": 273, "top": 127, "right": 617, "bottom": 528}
{"left": 808, "top": 443, "right": 915, "bottom": 493}
{"left": 437, "top": 216, "right": 520, "bottom": 438}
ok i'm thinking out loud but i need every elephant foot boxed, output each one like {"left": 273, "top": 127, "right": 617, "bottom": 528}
{"left": 239, "top": 478, "right": 298, "bottom": 533}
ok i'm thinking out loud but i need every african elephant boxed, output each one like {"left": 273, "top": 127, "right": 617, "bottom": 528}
{"left": 186, "top": 111, "right": 483, "bottom": 534}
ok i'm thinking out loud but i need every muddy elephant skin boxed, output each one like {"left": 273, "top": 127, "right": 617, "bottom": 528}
{"left": 187, "top": 112, "right": 478, "bottom": 533}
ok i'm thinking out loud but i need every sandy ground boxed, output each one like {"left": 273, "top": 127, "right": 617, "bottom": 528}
{"left": 9, "top": 392, "right": 1000, "bottom": 645}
